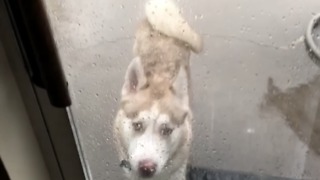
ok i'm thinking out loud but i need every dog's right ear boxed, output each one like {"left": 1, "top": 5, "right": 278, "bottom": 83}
{"left": 121, "top": 57, "right": 147, "bottom": 96}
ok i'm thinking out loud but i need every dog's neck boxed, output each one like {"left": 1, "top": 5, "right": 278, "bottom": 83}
{"left": 123, "top": 164, "right": 187, "bottom": 180}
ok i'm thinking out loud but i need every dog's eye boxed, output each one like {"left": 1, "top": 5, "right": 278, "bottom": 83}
{"left": 132, "top": 122, "right": 143, "bottom": 132}
{"left": 161, "top": 126, "right": 173, "bottom": 136}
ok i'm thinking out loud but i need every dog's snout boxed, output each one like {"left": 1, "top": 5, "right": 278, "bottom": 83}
{"left": 138, "top": 160, "right": 157, "bottom": 178}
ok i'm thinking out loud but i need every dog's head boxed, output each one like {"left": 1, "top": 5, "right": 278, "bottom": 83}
{"left": 115, "top": 57, "right": 192, "bottom": 178}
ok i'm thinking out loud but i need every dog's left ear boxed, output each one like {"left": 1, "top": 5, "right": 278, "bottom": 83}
{"left": 121, "top": 57, "right": 147, "bottom": 96}
{"left": 172, "top": 67, "right": 189, "bottom": 107}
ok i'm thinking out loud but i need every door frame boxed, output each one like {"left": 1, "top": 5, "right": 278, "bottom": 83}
{"left": 0, "top": 0, "right": 88, "bottom": 179}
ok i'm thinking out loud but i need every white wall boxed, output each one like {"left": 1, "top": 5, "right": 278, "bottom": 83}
{"left": 0, "top": 42, "right": 51, "bottom": 180}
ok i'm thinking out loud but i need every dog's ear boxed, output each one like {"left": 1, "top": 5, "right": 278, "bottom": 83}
{"left": 172, "top": 67, "right": 189, "bottom": 107}
{"left": 122, "top": 57, "right": 147, "bottom": 96}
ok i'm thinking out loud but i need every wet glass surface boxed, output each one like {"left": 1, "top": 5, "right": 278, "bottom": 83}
{"left": 42, "top": 0, "right": 320, "bottom": 179}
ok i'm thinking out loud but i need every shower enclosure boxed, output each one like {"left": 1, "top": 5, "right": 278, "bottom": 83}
{"left": 0, "top": 0, "right": 319, "bottom": 179}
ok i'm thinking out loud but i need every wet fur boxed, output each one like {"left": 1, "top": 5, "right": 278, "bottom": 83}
{"left": 113, "top": 0, "right": 202, "bottom": 179}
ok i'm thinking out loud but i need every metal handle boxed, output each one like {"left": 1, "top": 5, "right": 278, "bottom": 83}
{"left": 4, "top": 0, "right": 71, "bottom": 107}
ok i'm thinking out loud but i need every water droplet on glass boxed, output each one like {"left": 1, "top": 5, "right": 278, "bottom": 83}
{"left": 246, "top": 128, "right": 255, "bottom": 134}
{"left": 290, "top": 8, "right": 294, "bottom": 14}
{"left": 217, "top": 158, "right": 222, "bottom": 163}
{"left": 212, "top": 149, "right": 217, "bottom": 154}
{"left": 258, "top": 169, "right": 264, "bottom": 174}
{"left": 287, "top": 79, "right": 291, "bottom": 85}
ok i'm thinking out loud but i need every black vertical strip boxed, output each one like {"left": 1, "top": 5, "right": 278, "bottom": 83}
{"left": 5, "top": 0, "right": 71, "bottom": 107}
{"left": 3, "top": 0, "right": 45, "bottom": 89}
{"left": 0, "top": 158, "right": 10, "bottom": 180}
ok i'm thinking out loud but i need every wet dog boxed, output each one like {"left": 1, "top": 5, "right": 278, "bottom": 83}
{"left": 113, "top": 0, "right": 202, "bottom": 179}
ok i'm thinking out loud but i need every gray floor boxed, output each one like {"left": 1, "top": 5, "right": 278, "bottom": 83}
{"left": 43, "top": 0, "right": 320, "bottom": 179}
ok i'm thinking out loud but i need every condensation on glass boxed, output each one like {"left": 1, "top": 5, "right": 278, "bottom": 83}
{"left": 42, "top": 0, "right": 320, "bottom": 179}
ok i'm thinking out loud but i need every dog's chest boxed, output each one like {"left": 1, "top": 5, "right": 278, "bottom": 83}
{"left": 127, "top": 167, "right": 187, "bottom": 180}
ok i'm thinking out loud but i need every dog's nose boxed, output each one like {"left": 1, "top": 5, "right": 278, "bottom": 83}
{"left": 138, "top": 160, "right": 157, "bottom": 178}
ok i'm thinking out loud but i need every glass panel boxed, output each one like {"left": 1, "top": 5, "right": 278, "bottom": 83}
{"left": 42, "top": 0, "right": 320, "bottom": 179}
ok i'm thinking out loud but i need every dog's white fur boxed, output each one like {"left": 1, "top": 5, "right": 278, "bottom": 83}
{"left": 113, "top": 0, "right": 202, "bottom": 179}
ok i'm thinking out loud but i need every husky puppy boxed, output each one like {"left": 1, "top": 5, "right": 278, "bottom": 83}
{"left": 113, "top": 0, "right": 202, "bottom": 179}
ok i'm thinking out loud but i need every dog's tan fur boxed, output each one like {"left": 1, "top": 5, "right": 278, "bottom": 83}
{"left": 113, "top": 0, "right": 202, "bottom": 179}
{"left": 121, "top": 19, "right": 193, "bottom": 125}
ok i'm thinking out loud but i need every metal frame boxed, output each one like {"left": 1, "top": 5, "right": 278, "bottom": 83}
{"left": 0, "top": 0, "right": 87, "bottom": 179}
